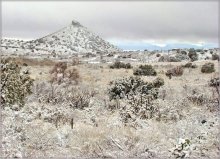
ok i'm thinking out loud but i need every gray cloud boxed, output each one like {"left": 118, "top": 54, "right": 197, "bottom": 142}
{"left": 2, "top": 1, "right": 218, "bottom": 44}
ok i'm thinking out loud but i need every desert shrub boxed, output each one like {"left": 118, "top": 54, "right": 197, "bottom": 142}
{"left": 158, "top": 55, "right": 169, "bottom": 62}
{"left": 133, "top": 65, "right": 157, "bottom": 76}
{"left": 9, "top": 57, "right": 55, "bottom": 66}
{"left": 169, "top": 56, "right": 181, "bottom": 62}
{"left": 152, "top": 77, "right": 165, "bottom": 88}
{"left": 209, "top": 77, "right": 220, "bottom": 105}
{"left": 188, "top": 49, "right": 198, "bottom": 61}
{"left": 165, "top": 66, "right": 184, "bottom": 79}
{"left": 0, "top": 58, "right": 34, "bottom": 107}
{"left": 201, "top": 62, "right": 215, "bottom": 73}
{"left": 210, "top": 50, "right": 213, "bottom": 54}
{"left": 108, "top": 76, "right": 164, "bottom": 122}
{"left": 158, "top": 55, "right": 186, "bottom": 62}
{"left": 212, "top": 53, "right": 219, "bottom": 61}
{"left": 65, "top": 67, "right": 80, "bottom": 84}
{"left": 156, "top": 53, "right": 161, "bottom": 57}
{"left": 183, "top": 62, "right": 197, "bottom": 68}
{"left": 181, "top": 50, "right": 187, "bottom": 55}
{"left": 170, "top": 138, "right": 191, "bottom": 158}
{"left": 33, "top": 82, "right": 95, "bottom": 109}
{"left": 50, "top": 62, "right": 67, "bottom": 74}
{"left": 209, "top": 77, "right": 220, "bottom": 87}
{"left": 196, "top": 49, "right": 202, "bottom": 52}
{"left": 109, "top": 61, "right": 132, "bottom": 69}
{"left": 175, "top": 54, "right": 189, "bottom": 61}
{"left": 50, "top": 62, "right": 79, "bottom": 84}
{"left": 22, "top": 63, "right": 28, "bottom": 67}
{"left": 108, "top": 76, "right": 164, "bottom": 101}
{"left": 71, "top": 57, "right": 80, "bottom": 66}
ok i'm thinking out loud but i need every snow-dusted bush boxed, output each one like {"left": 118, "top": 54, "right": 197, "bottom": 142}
{"left": 188, "top": 48, "right": 198, "bottom": 61}
{"left": 0, "top": 58, "right": 34, "bottom": 108}
{"left": 133, "top": 65, "right": 157, "bottom": 76}
{"left": 180, "top": 50, "right": 187, "bottom": 55}
{"left": 108, "top": 76, "right": 164, "bottom": 122}
{"left": 209, "top": 77, "right": 219, "bottom": 87}
{"left": 175, "top": 54, "right": 189, "bottom": 61}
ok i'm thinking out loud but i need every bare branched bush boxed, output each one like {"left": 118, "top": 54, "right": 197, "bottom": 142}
{"left": 165, "top": 66, "right": 184, "bottom": 79}
{"left": 33, "top": 82, "right": 96, "bottom": 110}
{"left": 50, "top": 62, "right": 80, "bottom": 84}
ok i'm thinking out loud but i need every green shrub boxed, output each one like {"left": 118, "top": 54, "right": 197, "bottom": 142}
{"left": 183, "top": 62, "right": 197, "bottom": 68}
{"left": 201, "top": 62, "right": 215, "bottom": 73}
{"left": 109, "top": 61, "right": 132, "bottom": 69}
{"left": 0, "top": 58, "right": 34, "bottom": 107}
{"left": 133, "top": 65, "right": 157, "bottom": 76}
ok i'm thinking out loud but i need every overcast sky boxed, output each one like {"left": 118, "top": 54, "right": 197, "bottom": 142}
{"left": 2, "top": 1, "right": 219, "bottom": 50}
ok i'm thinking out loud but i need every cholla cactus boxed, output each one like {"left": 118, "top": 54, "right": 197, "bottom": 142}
{"left": 0, "top": 58, "right": 34, "bottom": 107}
{"left": 108, "top": 76, "right": 164, "bottom": 122}
{"left": 170, "top": 138, "right": 192, "bottom": 158}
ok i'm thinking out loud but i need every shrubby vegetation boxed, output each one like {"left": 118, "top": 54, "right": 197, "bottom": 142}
{"left": 109, "top": 61, "right": 132, "bottom": 69}
{"left": 201, "top": 62, "right": 215, "bottom": 73}
{"left": 188, "top": 48, "right": 198, "bottom": 61}
{"left": 212, "top": 53, "right": 219, "bottom": 61}
{"left": 50, "top": 62, "right": 80, "bottom": 84}
{"left": 183, "top": 62, "right": 197, "bottom": 68}
{"left": 133, "top": 64, "right": 157, "bottom": 76}
{"left": 108, "top": 76, "right": 164, "bottom": 122}
{"left": 0, "top": 58, "right": 34, "bottom": 108}
{"left": 165, "top": 66, "right": 184, "bottom": 79}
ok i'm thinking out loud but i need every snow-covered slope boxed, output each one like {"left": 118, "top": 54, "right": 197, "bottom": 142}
{"left": 22, "top": 20, "right": 120, "bottom": 54}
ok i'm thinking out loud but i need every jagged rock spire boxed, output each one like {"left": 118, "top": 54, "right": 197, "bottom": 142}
{"left": 71, "top": 20, "right": 82, "bottom": 27}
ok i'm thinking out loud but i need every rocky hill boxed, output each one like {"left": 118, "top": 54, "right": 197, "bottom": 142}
{"left": 1, "top": 20, "right": 121, "bottom": 55}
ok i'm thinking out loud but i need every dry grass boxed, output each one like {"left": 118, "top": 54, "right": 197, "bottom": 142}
{"left": 3, "top": 58, "right": 219, "bottom": 158}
